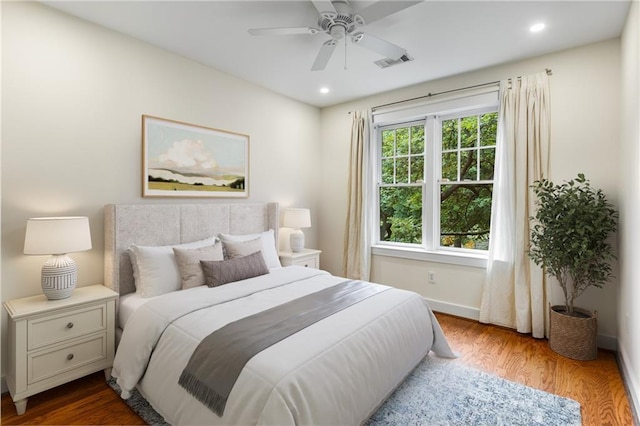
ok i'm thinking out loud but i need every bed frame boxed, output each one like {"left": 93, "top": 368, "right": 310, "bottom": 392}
{"left": 104, "top": 203, "right": 279, "bottom": 297}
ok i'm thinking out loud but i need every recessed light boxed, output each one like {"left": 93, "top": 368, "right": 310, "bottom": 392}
{"left": 320, "top": 87, "right": 330, "bottom": 94}
{"left": 530, "top": 22, "right": 546, "bottom": 33}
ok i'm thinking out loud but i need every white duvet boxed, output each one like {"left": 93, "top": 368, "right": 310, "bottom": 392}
{"left": 112, "top": 266, "right": 454, "bottom": 426}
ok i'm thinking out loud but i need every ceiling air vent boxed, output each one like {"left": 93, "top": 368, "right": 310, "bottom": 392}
{"left": 374, "top": 53, "right": 414, "bottom": 69}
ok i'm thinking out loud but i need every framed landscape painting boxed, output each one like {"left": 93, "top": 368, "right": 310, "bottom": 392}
{"left": 142, "top": 115, "right": 249, "bottom": 198}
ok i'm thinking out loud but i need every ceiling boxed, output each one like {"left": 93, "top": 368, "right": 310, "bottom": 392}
{"left": 44, "top": 1, "right": 630, "bottom": 108}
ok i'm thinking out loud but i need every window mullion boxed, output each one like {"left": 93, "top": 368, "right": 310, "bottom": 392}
{"left": 456, "top": 118, "right": 461, "bottom": 181}
{"left": 476, "top": 115, "right": 481, "bottom": 181}
{"left": 424, "top": 116, "right": 437, "bottom": 251}
{"left": 407, "top": 127, "right": 412, "bottom": 183}
{"left": 393, "top": 131, "right": 397, "bottom": 184}
{"left": 375, "top": 125, "right": 382, "bottom": 245}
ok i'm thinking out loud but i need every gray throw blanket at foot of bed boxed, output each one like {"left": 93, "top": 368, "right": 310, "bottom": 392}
{"left": 179, "top": 280, "right": 387, "bottom": 416}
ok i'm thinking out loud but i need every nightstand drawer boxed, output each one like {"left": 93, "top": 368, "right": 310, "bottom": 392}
{"left": 28, "top": 334, "right": 107, "bottom": 385}
{"left": 279, "top": 249, "right": 321, "bottom": 269}
{"left": 294, "top": 257, "right": 318, "bottom": 268}
{"left": 27, "top": 304, "right": 107, "bottom": 351}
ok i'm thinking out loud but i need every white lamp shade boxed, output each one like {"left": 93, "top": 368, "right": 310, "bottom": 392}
{"left": 283, "top": 208, "right": 311, "bottom": 229}
{"left": 24, "top": 217, "right": 92, "bottom": 255}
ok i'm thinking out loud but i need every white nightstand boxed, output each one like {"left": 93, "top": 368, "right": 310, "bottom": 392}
{"left": 279, "top": 249, "right": 322, "bottom": 269}
{"left": 3, "top": 284, "right": 117, "bottom": 415}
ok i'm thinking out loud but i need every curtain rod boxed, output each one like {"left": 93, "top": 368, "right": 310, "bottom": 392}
{"left": 368, "top": 68, "right": 553, "bottom": 112}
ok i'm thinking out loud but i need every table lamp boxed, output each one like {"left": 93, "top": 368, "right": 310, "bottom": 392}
{"left": 283, "top": 208, "right": 311, "bottom": 253}
{"left": 23, "top": 216, "right": 92, "bottom": 300}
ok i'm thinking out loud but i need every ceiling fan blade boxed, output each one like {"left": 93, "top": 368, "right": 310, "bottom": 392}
{"left": 311, "top": 0, "right": 337, "bottom": 17}
{"left": 357, "top": 1, "right": 422, "bottom": 25}
{"left": 311, "top": 39, "right": 338, "bottom": 71}
{"left": 249, "top": 27, "right": 320, "bottom": 36}
{"left": 352, "top": 32, "right": 406, "bottom": 60}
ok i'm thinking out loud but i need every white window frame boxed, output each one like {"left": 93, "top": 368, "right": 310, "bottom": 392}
{"left": 371, "top": 89, "right": 499, "bottom": 268}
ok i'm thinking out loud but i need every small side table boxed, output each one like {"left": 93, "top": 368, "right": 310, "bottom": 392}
{"left": 279, "top": 248, "right": 322, "bottom": 269}
{"left": 3, "top": 284, "right": 117, "bottom": 415}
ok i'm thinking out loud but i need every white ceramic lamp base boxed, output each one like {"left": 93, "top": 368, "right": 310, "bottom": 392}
{"left": 41, "top": 254, "right": 77, "bottom": 300}
{"left": 290, "top": 229, "right": 305, "bottom": 253}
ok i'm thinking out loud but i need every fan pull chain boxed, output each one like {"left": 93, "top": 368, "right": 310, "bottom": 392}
{"left": 344, "top": 36, "right": 348, "bottom": 70}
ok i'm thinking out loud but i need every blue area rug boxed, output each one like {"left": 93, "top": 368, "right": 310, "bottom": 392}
{"left": 109, "top": 355, "right": 581, "bottom": 425}
{"left": 366, "top": 355, "right": 581, "bottom": 426}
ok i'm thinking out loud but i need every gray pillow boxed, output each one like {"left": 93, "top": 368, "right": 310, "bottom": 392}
{"left": 222, "top": 237, "right": 262, "bottom": 259}
{"left": 200, "top": 251, "right": 269, "bottom": 287}
{"left": 173, "top": 243, "right": 224, "bottom": 289}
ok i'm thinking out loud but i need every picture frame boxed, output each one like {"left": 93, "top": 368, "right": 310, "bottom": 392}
{"left": 142, "top": 115, "right": 249, "bottom": 198}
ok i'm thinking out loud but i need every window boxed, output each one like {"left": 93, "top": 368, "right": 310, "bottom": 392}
{"left": 439, "top": 112, "right": 497, "bottom": 250}
{"left": 375, "top": 98, "right": 498, "bottom": 260}
{"left": 379, "top": 124, "right": 425, "bottom": 245}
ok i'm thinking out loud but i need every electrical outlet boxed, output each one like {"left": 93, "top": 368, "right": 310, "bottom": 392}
{"left": 428, "top": 271, "right": 436, "bottom": 284}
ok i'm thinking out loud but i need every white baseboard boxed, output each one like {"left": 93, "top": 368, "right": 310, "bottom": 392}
{"left": 617, "top": 348, "right": 640, "bottom": 426}
{"left": 597, "top": 334, "right": 618, "bottom": 351}
{"left": 426, "top": 298, "right": 618, "bottom": 351}
{"left": 424, "top": 298, "right": 480, "bottom": 321}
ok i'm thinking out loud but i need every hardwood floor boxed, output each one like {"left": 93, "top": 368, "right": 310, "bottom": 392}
{"left": 438, "top": 313, "right": 634, "bottom": 426}
{"left": 1, "top": 372, "right": 143, "bottom": 425}
{"left": 1, "top": 313, "right": 634, "bottom": 425}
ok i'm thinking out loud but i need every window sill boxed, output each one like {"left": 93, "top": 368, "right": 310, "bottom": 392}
{"left": 371, "top": 245, "right": 487, "bottom": 268}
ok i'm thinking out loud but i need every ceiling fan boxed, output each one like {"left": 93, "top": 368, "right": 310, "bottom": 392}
{"left": 248, "top": 0, "right": 422, "bottom": 71}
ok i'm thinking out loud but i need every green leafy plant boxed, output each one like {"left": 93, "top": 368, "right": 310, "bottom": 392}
{"left": 529, "top": 174, "right": 618, "bottom": 316}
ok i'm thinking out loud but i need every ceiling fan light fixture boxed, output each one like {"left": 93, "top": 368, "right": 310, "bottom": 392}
{"left": 249, "top": 0, "right": 420, "bottom": 71}
{"left": 330, "top": 24, "right": 347, "bottom": 38}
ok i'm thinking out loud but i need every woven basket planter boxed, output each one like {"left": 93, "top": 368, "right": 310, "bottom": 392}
{"left": 548, "top": 305, "right": 598, "bottom": 361}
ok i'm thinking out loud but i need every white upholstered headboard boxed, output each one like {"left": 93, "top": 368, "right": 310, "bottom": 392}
{"left": 104, "top": 203, "right": 279, "bottom": 296}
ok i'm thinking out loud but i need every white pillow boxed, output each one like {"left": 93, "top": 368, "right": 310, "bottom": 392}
{"left": 128, "top": 236, "right": 218, "bottom": 298}
{"left": 219, "top": 229, "right": 281, "bottom": 269}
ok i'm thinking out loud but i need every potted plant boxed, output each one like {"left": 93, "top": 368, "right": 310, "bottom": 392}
{"left": 529, "top": 173, "right": 618, "bottom": 360}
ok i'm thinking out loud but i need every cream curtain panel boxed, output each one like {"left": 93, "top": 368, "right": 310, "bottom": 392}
{"left": 344, "top": 111, "right": 372, "bottom": 280}
{"left": 479, "top": 72, "right": 550, "bottom": 338}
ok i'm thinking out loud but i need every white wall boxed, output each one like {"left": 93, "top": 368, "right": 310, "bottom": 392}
{"left": 618, "top": 0, "right": 640, "bottom": 419}
{"left": 319, "top": 39, "right": 622, "bottom": 347}
{"left": 1, "top": 2, "right": 320, "bottom": 379}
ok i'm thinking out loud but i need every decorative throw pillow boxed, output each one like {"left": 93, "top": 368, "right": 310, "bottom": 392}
{"left": 219, "top": 229, "right": 281, "bottom": 268}
{"left": 127, "top": 236, "right": 218, "bottom": 298}
{"left": 173, "top": 243, "right": 224, "bottom": 290}
{"left": 222, "top": 237, "right": 263, "bottom": 259}
{"left": 200, "top": 251, "right": 270, "bottom": 287}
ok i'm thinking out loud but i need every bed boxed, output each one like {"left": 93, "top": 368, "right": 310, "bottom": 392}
{"left": 104, "top": 202, "right": 454, "bottom": 425}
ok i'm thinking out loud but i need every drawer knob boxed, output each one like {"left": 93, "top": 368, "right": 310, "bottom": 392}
{"left": 67, "top": 353, "right": 74, "bottom": 361}
{"left": 66, "top": 322, "right": 74, "bottom": 329}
